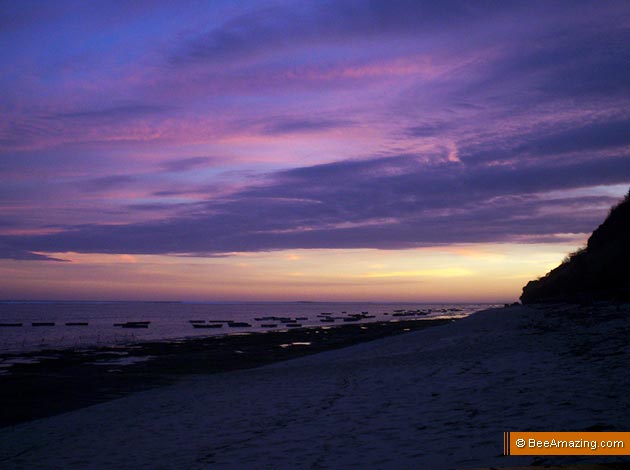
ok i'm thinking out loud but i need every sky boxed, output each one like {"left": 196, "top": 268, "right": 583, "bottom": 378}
{"left": 1, "top": 0, "right": 629, "bottom": 302}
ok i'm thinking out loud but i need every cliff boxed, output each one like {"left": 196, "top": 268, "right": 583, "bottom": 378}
{"left": 521, "top": 188, "right": 630, "bottom": 304}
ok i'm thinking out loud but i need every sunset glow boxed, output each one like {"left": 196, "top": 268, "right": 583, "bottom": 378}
{"left": 1, "top": 1, "right": 629, "bottom": 301}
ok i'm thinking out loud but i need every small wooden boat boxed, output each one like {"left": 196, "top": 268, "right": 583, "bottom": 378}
{"left": 121, "top": 323, "right": 149, "bottom": 329}
{"left": 65, "top": 322, "right": 88, "bottom": 326}
{"left": 115, "top": 321, "right": 151, "bottom": 328}
{"left": 0, "top": 322, "right": 22, "bottom": 327}
{"left": 228, "top": 322, "right": 252, "bottom": 328}
{"left": 260, "top": 323, "right": 277, "bottom": 328}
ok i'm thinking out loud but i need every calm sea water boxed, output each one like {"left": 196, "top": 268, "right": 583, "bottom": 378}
{"left": 0, "top": 301, "right": 497, "bottom": 353}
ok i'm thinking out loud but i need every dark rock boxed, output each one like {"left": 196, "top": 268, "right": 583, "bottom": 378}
{"left": 521, "top": 188, "right": 630, "bottom": 304}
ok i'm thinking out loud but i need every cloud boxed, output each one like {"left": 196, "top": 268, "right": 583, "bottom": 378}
{"left": 80, "top": 175, "right": 137, "bottom": 192}
{"left": 2, "top": 154, "right": 628, "bottom": 259}
{"left": 263, "top": 118, "right": 353, "bottom": 135}
{"left": 515, "top": 119, "right": 630, "bottom": 157}
{"left": 53, "top": 104, "right": 172, "bottom": 121}
{"left": 167, "top": 0, "right": 509, "bottom": 65}
{"left": 407, "top": 122, "right": 452, "bottom": 138}
{"left": 456, "top": 117, "right": 630, "bottom": 168}
{"left": 159, "top": 157, "right": 216, "bottom": 172}
{"left": 0, "top": 242, "right": 64, "bottom": 261}
{"left": 2, "top": 0, "right": 630, "bottom": 263}
{"left": 152, "top": 190, "right": 189, "bottom": 197}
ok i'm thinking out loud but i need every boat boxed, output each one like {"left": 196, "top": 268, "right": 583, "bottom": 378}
{"left": 114, "top": 321, "right": 151, "bottom": 328}
{"left": 0, "top": 323, "right": 22, "bottom": 327}
{"left": 121, "top": 323, "right": 149, "bottom": 329}
{"left": 228, "top": 322, "right": 252, "bottom": 328}
{"left": 65, "top": 322, "right": 88, "bottom": 326}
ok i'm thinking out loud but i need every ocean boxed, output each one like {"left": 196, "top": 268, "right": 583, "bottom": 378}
{"left": 0, "top": 301, "right": 496, "bottom": 353}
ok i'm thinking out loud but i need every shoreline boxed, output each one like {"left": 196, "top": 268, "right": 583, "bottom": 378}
{"left": 0, "top": 317, "right": 452, "bottom": 428}
{"left": 2, "top": 303, "right": 629, "bottom": 469}
{"left": 0, "top": 301, "right": 484, "bottom": 354}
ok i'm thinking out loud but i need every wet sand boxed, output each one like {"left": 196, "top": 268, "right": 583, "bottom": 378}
{"left": 0, "top": 318, "right": 451, "bottom": 427}
{"left": 2, "top": 305, "right": 629, "bottom": 469}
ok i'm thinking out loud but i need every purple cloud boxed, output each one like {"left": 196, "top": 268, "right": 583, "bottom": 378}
{"left": 159, "top": 157, "right": 217, "bottom": 172}
{"left": 263, "top": 118, "right": 354, "bottom": 135}
{"left": 2, "top": 154, "right": 628, "bottom": 259}
{"left": 53, "top": 104, "right": 172, "bottom": 122}
{"left": 1, "top": 0, "right": 630, "bottom": 262}
{"left": 81, "top": 175, "right": 137, "bottom": 192}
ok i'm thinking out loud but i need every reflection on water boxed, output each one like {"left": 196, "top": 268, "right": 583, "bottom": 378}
{"left": 0, "top": 301, "right": 496, "bottom": 353}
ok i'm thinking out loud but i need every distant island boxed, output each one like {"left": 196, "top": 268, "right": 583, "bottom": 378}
{"left": 521, "top": 188, "right": 630, "bottom": 304}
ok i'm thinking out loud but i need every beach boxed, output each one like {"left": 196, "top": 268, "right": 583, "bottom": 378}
{"left": 1, "top": 304, "right": 629, "bottom": 469}
{"left": 3, "top": 1, "right": 630, "bottom": 468}
{"left": 0, "top": 317, "right": 452, "bottom": 427}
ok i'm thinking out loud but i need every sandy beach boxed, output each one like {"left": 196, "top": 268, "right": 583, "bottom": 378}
{"left": 0, "top": 317, "right": 452, "bottom": 427}
{"left": 3, "top": 1, "right": 630, "bottom": 468}
{"left": 1, "top": 304, "right": 629, "bottom": 469}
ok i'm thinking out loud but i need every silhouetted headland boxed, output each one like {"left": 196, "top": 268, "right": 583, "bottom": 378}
{"left": 521, "top": 188, "right": 630, "bottom": 304}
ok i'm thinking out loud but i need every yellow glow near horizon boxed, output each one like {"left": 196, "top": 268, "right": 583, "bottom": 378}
{"left": 0, "top": 239, "right": 587, "bottom": 302}
{"left": 361, "top": 268, "right": 475, "bottom": 278}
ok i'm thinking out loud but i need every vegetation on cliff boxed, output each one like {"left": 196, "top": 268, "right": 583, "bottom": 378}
{"left": 521, "top": 189, "right": 630, "bottom": 304}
